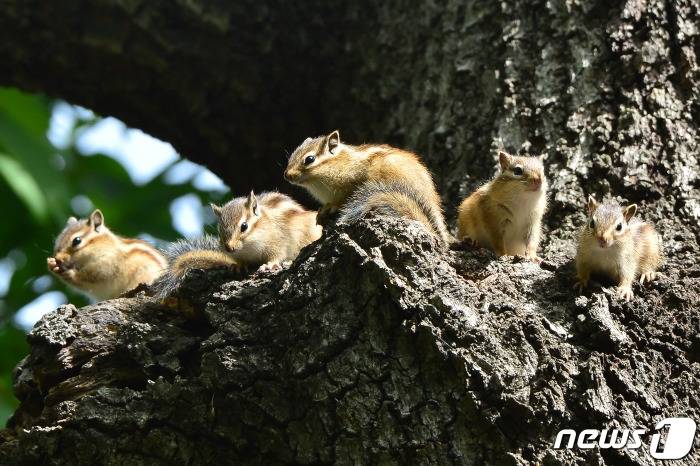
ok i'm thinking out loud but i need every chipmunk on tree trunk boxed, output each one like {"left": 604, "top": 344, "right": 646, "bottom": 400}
{"left": 47, "top": 209, "right": 166, "bottom": 300}
{"left": 284, "top": 130, "right": 452, "bottom": 244}
{"left": 575, "top": 195, "right": 662, "bottom": 301}
{"left": 457, "top": 151, "right": 547, "bottom": 262}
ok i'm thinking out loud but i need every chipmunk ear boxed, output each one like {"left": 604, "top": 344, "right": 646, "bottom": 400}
{"left": 587, "top": 195, "right": 598, "bottom": 215}
{"left": 247, "top": 190, "right": 259, "bottom": 216}
{"left": 624, "top": 204, "right": 637, "bottom": 222}
{"left": 210, "top": 203, "right": 223, "bottom": 218}
{"left": 327, "top": 130, "right": 340, "bottom": 154}
{"left": 89, "top": 209, "right": 104, "bottom": 232}
{"left": 498, "top": 151, "right": 512, "bottom": 170}
{"left": 66, "top": 216, "right": 78, "bottom": 225}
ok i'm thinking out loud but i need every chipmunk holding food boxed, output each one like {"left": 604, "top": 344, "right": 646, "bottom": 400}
{"left": 154, "top": 191, "right": 321, "bottom": 297}
{"left": 284, "top": 130, "right": 452, "bottom": 243}
{"left": 457, "top": 151, "right": 547, "bottom": 261}
{"left": 575, "top": 195, "right": 662, "bottom": 301}
{"left": 47, "top": 209, "right": 167, "bottom": 300}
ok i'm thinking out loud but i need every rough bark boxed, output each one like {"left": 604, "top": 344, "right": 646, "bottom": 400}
{"left": 1, "top": 0, "right": 700, "bottom": 464}
{"left": 2, "top": 216, "right": 699, "bottom": 464}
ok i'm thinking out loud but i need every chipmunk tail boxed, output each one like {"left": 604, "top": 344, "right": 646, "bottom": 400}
{"left": 152, "top": 235, "right": 238, "bottom": 299}
{"left": 340, "top": 180, "right": 451, "bottom": 242}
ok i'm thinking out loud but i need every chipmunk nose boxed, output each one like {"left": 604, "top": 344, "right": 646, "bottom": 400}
{"left": 284, "top": 169, "right": 294, "bottom": 181}
{"left": 596, "top": 236, "right": 610, "bottom": 248}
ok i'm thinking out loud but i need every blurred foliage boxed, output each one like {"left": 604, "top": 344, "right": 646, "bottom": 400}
{"left": 0, "top": 87, "right": 228, "bottom": 426}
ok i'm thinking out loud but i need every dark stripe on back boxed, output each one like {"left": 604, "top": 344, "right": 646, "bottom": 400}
{"left": 262, "top": 192, "right": 289, "bottom": 209}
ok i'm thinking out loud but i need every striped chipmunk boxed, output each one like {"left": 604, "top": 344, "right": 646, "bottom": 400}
{"left": 212, "top": 190, "right": 322, "bottom": 272}
{"left": 154, "top": 191, "right": 322, "bottom": 298}
{"left": 47, "top": 209, "right": 167, "bottom": 300}
{"left": 575, "top": 195, "right": 662, "bottom": 301}
{"left": 284, "top": 130, "right": 452, "bottom": 244}
{"left": 457, "top": 151, "right": 547, "bottom": 262}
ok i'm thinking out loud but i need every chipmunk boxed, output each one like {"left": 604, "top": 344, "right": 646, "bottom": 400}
{"left": 152, "top": 191, "right": 321, "bottom": 298}
{"left": 212, "top": 190, "right": 322, "bottom": 271}
{"left": 284, "top": 130, "right": 452, "bottom": 243}
{"left": 575, "top": 195, "right": 662, "bottom": 301}
{"left": 456, "top": 151, "right": 547, "bottom": 261}
{"left": 47, "top": 209, "right": 167, "bottom": 300}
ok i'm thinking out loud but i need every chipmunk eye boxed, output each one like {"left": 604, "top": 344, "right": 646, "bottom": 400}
{"left": 589, "top": 219, "right": 595, "bottom": 229}
{"left": 616, "top": 223, "right": 623, "bottom": 231}
{"left": 304, "top": 155, "right": 316, "bottom": 165}
{"left": 72, "top": 237, "right": 82, "bottom": 247}
{"left": 240, "top": 222, "right": 248, "bottom": 232}
{"left": 513, "top": 166, "right": 523, "bottom": 176}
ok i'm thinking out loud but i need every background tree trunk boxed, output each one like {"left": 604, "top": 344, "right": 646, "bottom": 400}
{"left": 1, "top": 0, "right": 699, "bottom": 464}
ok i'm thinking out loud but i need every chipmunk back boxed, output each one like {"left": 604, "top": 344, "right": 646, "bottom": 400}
{"left": 340, "top": 180, "right": 440, "bottom": 237}
{"left": 575, "top": 196, "right": 662, "bottom": 300}
{"left": 212, "top": 191, "right": 322, "bottom": 271}
{"left": 48, "top": 209, "right": 166, "bottom": 300}
{"left": 284, "top": 130, "right": 451, "bottom": 243}
{"left": 457, "top": 151, "right": 547, "bottom": 261}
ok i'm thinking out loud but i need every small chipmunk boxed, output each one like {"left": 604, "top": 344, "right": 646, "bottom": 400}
{"left": 457, "top": 151, "right": 547, "bottom": 261}
{"left": 47, "top": 209, "right": 167, "bottom": 300}
{"left": 575, "top": 195, "right": 662, "bottom": 301}
{"left": 212, "top": 190, "right": 322, "bottom": 271}
{"left": 284, "top": 130, "right": 451, "bottom": 243}
{"left": 152, "top": 191, "right": 321, "bottom": 298}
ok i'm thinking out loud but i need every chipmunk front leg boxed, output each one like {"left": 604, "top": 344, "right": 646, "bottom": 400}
{"left": 257, "top": 252, "right": 288, "bottom": 273}
{"left": 615, "top": 259, "right": 637, "bottom": 301}
{"left": 492, "top": 218, "right": 510, "bottom": 257}
{"left": 614, "top": 265, "right": 635, "bottom": 301}
{"left": 574, "top": 258, "right": 590, "bottom": 293}
{"left": 639, "top": 269, "right": 659, "bottom": 285}
{"left": 47, "top": 257, "right": 60, "bottom": 274}
{"left": 258, "top": 261, "right": 284, "bottom": 273}
{"left": 616, "top": 280, "right": 634, "bottom": 301}
{"left": 639, "top": 271, "right": 658, "bottom": 285}
{"left": 47, "top": 257, "right": 78, "bottom": 283}
{"left": 524, "top": 248, "right": 543, "bottom": 264}
{"left": 524, "top": 221, "right": 543, "bottom": 263}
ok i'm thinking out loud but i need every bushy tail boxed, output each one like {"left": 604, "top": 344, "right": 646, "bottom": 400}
{"left": 152, "top": 235, "right": 238, "bottom": 299}
{"left": 340, "top": 180, "right": 451, "bottom": 242}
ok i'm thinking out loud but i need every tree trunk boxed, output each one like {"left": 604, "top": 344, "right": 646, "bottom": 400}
{"left": 1, "top": 0, "right": 699, "bottom": 464}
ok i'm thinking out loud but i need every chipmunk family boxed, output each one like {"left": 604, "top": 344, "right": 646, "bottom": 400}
{"left": 575, "top": 196, "right": 662, "bottom": 301}
{"left": 284, "top": 130, "right": 451, "bottom": 243}
{"left": 457, "top": 151, "right": 547, "bottom": 261}
{"left": 212, "top": 191, "right": 322, "bottom": 271}
{"left": 47, "top": 209, "right": 167, "bottom": 300}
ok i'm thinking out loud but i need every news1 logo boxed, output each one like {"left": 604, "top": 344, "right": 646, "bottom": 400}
{"left": 554, "top": 417, "right": 696, "bottom": 460}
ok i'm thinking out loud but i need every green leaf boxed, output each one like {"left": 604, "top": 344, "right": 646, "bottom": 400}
{"left": 0, "top": 153, "right": 49, "bottom": 222}
{"left": 0, "top": 87, "right": 51, "bottom": 137}
{"left": 0, "top": 324, "right": 28, "bottom": 426}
